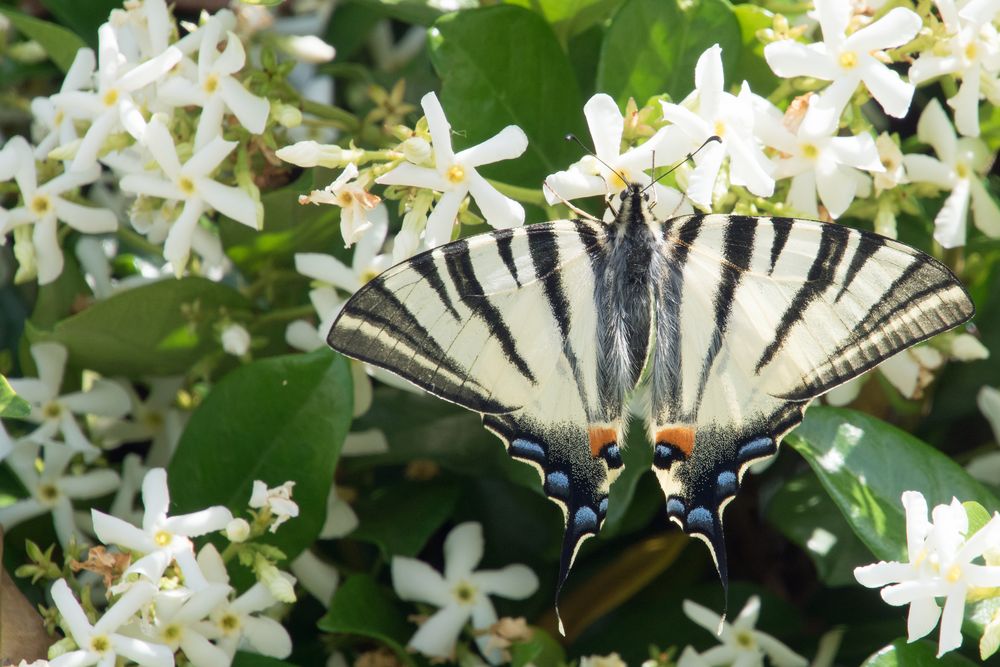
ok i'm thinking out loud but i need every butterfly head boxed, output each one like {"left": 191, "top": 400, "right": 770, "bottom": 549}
{"left": 607, "top": 181, "right": 651, "bottom": 226}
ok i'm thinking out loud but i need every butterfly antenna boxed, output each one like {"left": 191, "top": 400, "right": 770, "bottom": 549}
{"left": 641, "top": 135, "right": 722, "bottom": 195}
{"left": 565, "top": 134, "right": 630, "bottom": 187}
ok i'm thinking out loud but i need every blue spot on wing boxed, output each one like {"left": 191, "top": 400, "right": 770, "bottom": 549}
{"left": 666, "top": 497, "right": 685, "bottom": 516}
{"left": 599, "top": 497, "right": 608, "bottom": 514}
{"left": 546, "top": 471, "right": 570, "bottom": 498}
{"left": 686, "top": 507, "right": 715, "bottom": 533}
{"left": 511, "top": 438, "right": 545, "bottom": 461}
{"left": 716, "top": 471, "right": 738, "bottom": 497}
{"left": 573, "top": 506, "right": 598, "bottom": 533}
{"left": 737, "top": 437, "right": 774, "bottom": 463}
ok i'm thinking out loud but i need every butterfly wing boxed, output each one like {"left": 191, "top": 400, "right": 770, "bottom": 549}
{"left": 647, "top": 214, "right": 974, "bottom": 587}
{"left": 328, "top": 221, "right": 627, "bottom": 617}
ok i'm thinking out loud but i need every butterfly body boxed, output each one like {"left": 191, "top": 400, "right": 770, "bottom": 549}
{"left": 328, "top": 183, "right": 973, "bottom": 621}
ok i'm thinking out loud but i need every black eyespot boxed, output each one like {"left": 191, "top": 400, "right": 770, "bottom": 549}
{"left": 642, "top": 193, "right": 650, "bottom": 202}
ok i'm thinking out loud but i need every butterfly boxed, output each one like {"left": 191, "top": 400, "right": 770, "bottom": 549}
{"left": 327, "top": 180, "right": 973, "bottom": 628}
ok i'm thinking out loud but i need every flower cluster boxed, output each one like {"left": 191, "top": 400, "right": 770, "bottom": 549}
{"left": 856, "top": 491, "right": 1000, "bottom": 658}
{"left": 23, "top": 467, "right": 296, "bottom": 667}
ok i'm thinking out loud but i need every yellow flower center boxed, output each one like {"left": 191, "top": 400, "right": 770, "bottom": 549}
{"left": 360, "top": 269, "right": 380, "bottom": 284}
{"left": 42, "top": 400, "right": 62, "bottom": 419}
{"left": 90, "top": 634, "right": 111, "bottom": 653}
{"left": 965, "top": 42, "right": 978, "bottom": 61}
{"left": 38, "top": 483, "right": 60, "bottom": 504}
{"left": 144, "top": 410, "right": 164, "bottom": 429}
{"left": 178, "top": 176, "right": 196, "bottom": 196}
{"left": 163, "top": 623, "right": 182, "bottom": 641}
{"left": 204, "top": 74, "right": 220, "bottom": 94}
{"left": 102, "top": 89, "right": 119, "bottom": 107}
{"left": 947, "top": 564, "right": 963, "bottom": 583}
{"left": 452, "top": 580, "right": 477, "bottom": 605}
{"left": 54, "top": 110, "right": 65, "bottom": 126}
{"left": 713, "top": 120, "right": 726, "bottom": 138}
{"left": 30, "top": 194, "right": 52, "bottom": 217}
{"left": 801, "top": 143, "right": 819, "bottom": 159}
{"left": 220, "top": 612, "right": 241, "bottom": 634}
{"left": 337, "top": 191, "right": 354, "bottom": 207}
{"left": 956, "top": 162, "right": 970, "bottom": 179}
{"left": 735, "top": 630, "right": 755, "bottom": 649}
{"left": 609, "top": 168, "right": 629, "bottom": 190}
{"left": 446, "top": 165, "right": 466, "bottom": 184}
{"left": 154, "top": 529, "right": 172, "bottom": 547}
{"left": 838, "top": 51, "right": 858, "bottom": 69}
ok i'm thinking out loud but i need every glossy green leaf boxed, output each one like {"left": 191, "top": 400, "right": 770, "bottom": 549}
{"left": 350, "top": 0, "right": 445, "bottom": 26}
{"left": 0, "top": 375, "right": 30, "bottom": 419}
{"left": 596, "top": 0, "right": 741, "bottom": 106}
{"left": 232, "top": 654, "right": 299, "bottom": 667}
{"left": 788, "top": 407, "right": 1000, "bottom": 563}
{"left": 0, "top": 7, "right": 87, "bottom": 72}
{"left": 429, "top": 6, "right": 586, "bottom": 188}
{"left": 35, "top": 278, "right": 249, "bottom": 377}
{"left": 351, "top": 481, "right": 460, "bottom": 557}
{"left": 862, "top": 639, "right": 979, "bottom": 666}
{"left": 319, "top": 574, "right": 414, "bottom": 665}
{"left": 732, "top": 4, "right": 775, "bottom": 95}
{"left": 38, "top": 0, "right": 120, "bottom": 48}
{"left": 766, "top": 471, "right": 872, "bottom": 587}
{"left": 602, "top": 425, "right": 653, "bottom": 537}
{"left": 169, "top": 349, "right": 352, "bottom": 560}
{"left": 504, "top": 0, "right": 626, "bottom": 42}
{"left": 510, "top": 626, "right": 565, "bottom": 667}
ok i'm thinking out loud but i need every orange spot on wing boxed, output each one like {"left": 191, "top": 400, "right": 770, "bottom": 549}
{"left": 588, "top": 426, "right": 617, "bottom": 457}
{"left": 656, "top": 425, "right": 696, "bottom": 458}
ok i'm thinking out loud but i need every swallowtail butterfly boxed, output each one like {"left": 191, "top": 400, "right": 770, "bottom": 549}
{"left": 328, "top": 181, "right": 973, "bottom": 626}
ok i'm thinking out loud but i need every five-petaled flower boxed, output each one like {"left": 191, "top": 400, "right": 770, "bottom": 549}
{"left": 376, "top": 92, "right": 528, "bottom": 247}
{"left": 391, "top": 522, "right": 538, "bottom": 664}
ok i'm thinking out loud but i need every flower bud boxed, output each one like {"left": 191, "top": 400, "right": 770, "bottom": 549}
{"left": 226, "top": 518, "right": 251, "bottom": 542}
{"left": 221, "top": 323, "right": 251, "bottom": 356}
{"left": 401, "top": 137, "right": 431, "bottom": 165}
{"left": 272, "top": 102, "right": 303, "bottom": 128}
{"left": 281, "top": 35, "right": 336, "bottom": 64}
{"left": 275, "top": 141, "right": 365, "bottom": 168}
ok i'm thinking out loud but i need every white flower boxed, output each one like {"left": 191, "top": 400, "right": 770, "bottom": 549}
{"left": 544, "top": 93, "right": 689, "bottom": 219}
{"left": 93, "top": 377, "right": 186, "bottom": 467}
{"left": 764, "top": 2, "right": 921, "bottom": 126}
{"left": 680, "top": 596, "right": 808, "bottom": 667}
{"left": 53, "top": 23, "right": 182, "bottom": 172}
{"left": 902, "top": 99, "right": 1000, "bottom": 248}
{"left": 194, "top": 544, "right": 293, "bottom": 659}
{"left": 825, "top": 345, "right": 944, "bottom": 406}
{"left": 221, "top": 323, "right": 251, "bottom": 357}
{"left": 873, "top": 132, "right": 907, "bottom": 193}
{"left": 321, "top": 483, "right": 358, "bottom": 539}
{"left": 92, "top": 467, "right": 233, "bottom": 590}
{"left": 660, "top": 45, "right": 775, "bottom": 208}
{"left": 579, "top": 654, "right": 627, "bottom": 667}
{"left": 0, "top": 445, "right": 119, "bottom": 548}
{"left": 30, "top": 48, "right": 97, "bottom": 161}
{"left": 392, "top": 522, "right": 538, "bottom": 663}
{"left": 756, "top": 96, "right": 882, "bottom": 218}
{"left": 158, "top": 19, "right": 269, "bottom": 149}
{"left": 969, "top": 386, "right": 1000, "bottom": 483}
{"left": 290, "top": 549, "right": 340, "bottom": 607}
{"left": 855, "top": 492, "right": 1000, "bottom": 657}
{"left": 910, "top": 0, "right": 1000, "bottom": 137}
{"left": 150, "top": 585, "right": 233, "bottom": 667}
{"left": 249, "top": 480, "right": 299, "bottom": 533}
{"left": 49, "top": 578, "right": 172, "bottom": 667}
{"left": 9, "top": 342, "right": 130, "bottom": 457}
{"left": 376, "top": 92, "right": 528, "bottom": 246}
{"left": 1, "top": 137, "right": 117, "bottom": 284}
{"left": 120, "top": 118, "right": 258, "bottom": 272}
{"left": 299, "top": 163, "right": 382, "bottom": 246}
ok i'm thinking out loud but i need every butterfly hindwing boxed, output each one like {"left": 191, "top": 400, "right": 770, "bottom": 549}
{"left": 648, "top": 214, "right": 974, "bottom": 586}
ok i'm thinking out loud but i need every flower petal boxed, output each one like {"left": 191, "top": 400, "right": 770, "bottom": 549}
{"left": 860, "top": 62, "right": 915, "bottom": 119}
{"left": 61, "top": 379, "right": 130, "bottom": 417}
{"left": 180, "top": 632, "right": 231, "bottom": 667}
{"left": 163, "top": 201, "right": 204, "bottom": 270}
{"left": 949, "top": 70, "right": 982, "bottom": 138}
{"left": 51, "top": 578, "right": 94, "bottom": 642}
{"left": 185, "top": 137, "right": 238, "bottom": 178}
{"left": 93, "top": 509, "right": 152, "bottom": 550}
{"left": 31, "top": 342, "right": 68, "bottom": 396}
{"left": 917, "top": 99, "right": 957, "bottom": 165}
{"left": 934, "top": 178, "right": 971, "bottom": 248}
{"left": 467, "top": 172, "right": 524, "bottom": 229}
{"left": 95, "top": 581, "right": 157, "bottom": 632}
{"left": 424, "top": 189, "right": 465, "bottom": 247}
{"left": 471, "top": 597, "right": 503, "bottom": 664}
{"left": 242, "top": 615, "right": 293, "bottom": 658}
{"left": 901, "top": 154, "right": 954, "bottom": 189}
{"left": 543, "top": 166, "right": 607, "bottom": 204}
{"left": 60, "top": 470, "right": 120, "bottom": 499}
{"left": 764, "top": 40, "right": 836, "bottom": 80}
{"left": 457, "top": 125, "right": 528, "bottom": 168}
{"left": 907, "top": 595, "right": 941, "bottom": 641}
{"left": 296, "top": 253, "right": 358, "bottom": 292}
{"left": 693, "top": 44, "right": 725, "bottom": 116}
{"left": 33, "top": 217, "right": 65, "bottom": 286}
{"left": 682, "top": 598, "right": 726, "bottom": 635}
{"left": 391, "top": 556, "right": 450, "bottom": 606}
{"left": 845, "top": 8, "right": 921, "bottom": 52}
{"left": 407, "top": 603, "right": 470, "bottom": 659}
{"left": 937, "top": 588, "right": 966, "bottom": 656}
{"left": 815, "top": 160, "right": 855, "bottom": 218}
{"left": 444, "top": 522, "right": 485, "bottom": 580}
{"left": 52, "top": 199, "right": 117, "bottom": 234}
{"left": 685, "top": 140, "right": 724, "bottom": 208}
{"left": 214, "top": 31, "right": 247, "bottom": 75}
{"left": 376, "top": 163, "right": 448, "bottom": 191}
{"left": 111, "top": 633, "right": 174, "bottom": 667}
{"left": 755, "top": 631, "right": 808, "bottom": 667}
{"left": 471, "top": 564, "right": 538, "bottom": 599}
{"left": 971, "top": 178, "right": 1000, "bottom": 238}
{"left": 421, "top": 92, "right": 455, "bottom": 169}
{"left": 219, "top": 76, "right": 270, "bottom": 134}
{"left": 583, "top": 93, "right": 625, "bottom": 162}
{"left": 163, "top": 506, "right": 234, "bottom": 537}
{"left": 854, "top": 561, "right": 913, "bottom": 588}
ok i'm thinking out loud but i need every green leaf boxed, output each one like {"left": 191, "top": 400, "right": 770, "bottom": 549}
{"left": 602, "top": 425, "right": 653, "bottom": 537}
{"left": 169, "top": 349, "right": 352, "bottom": 560}
{"left": 0, "top": 7, "right": 87, "bottom": 72}
{"left": 766, "top": 471, "right": 872, "bottom": 587}
{"left": 596, "top": 0, "right": 741, "bottom": 106}
{"left": 35, "top": 278, "right": 249, "bottom": 377}
{"left": 318, "top": 574, "right": 414, "bottom": 665}
{"left": 0, "top": 375, "right": 30, "bottom": 419}
{"left": 351, "top": 481, "right": 460, "bottom": 557}
{"left": 37, "top": 0, "right": 120, "bottom": 48}
{"left": 788, "top": 407, "right": 1000, "bottom": 563}
{"left": 964, "top": 501, "right": 992, "bottom": 537}
{"left": 232, "top": 654, "right": 299, "bottom": 667}
{"left": 732, "top": 4, "right": 776, "bottom": 95}
{"left": 349, "top": 0, "right": 445, "bottom": 26}
{"left": 220, "top": 171, "right": 341, "bottom": 274}
{"left": 429, "top": 6, "right": 586, "bottom": 188}
{"left": 861, "top": 639, "right": 979, "bottom": 666}
{"left": 504, "top": 0, "right": 626, "bottom": 43}
{"left": 510, "top": 627, "right": 565, "bottom": 667}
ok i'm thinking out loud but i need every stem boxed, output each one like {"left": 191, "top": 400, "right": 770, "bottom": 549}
{"left": 116, "top": 227, "right": 163, "bottom": 256}
{"left": 254, "top": 304, "right": 317, "bottom": 327}
{"left": 301, "top": 99, "right": 361, "bottom": 133}
{"left": 485, "top": 179, "right": 548, "bottom": 208}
